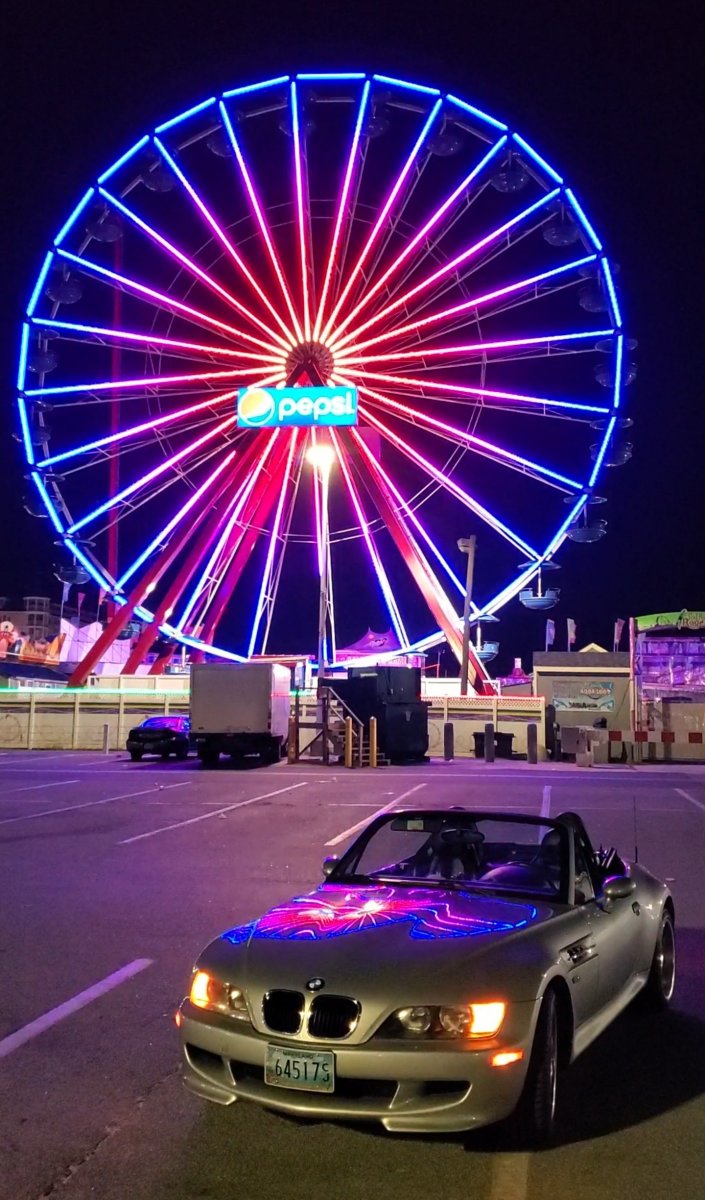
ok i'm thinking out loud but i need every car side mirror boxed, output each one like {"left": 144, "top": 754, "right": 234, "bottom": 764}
{"left": 322, "top": 855, "right": 338, "bottom": 878}
{"left": 602, "top": 874, "right": 636, "bottom": 902}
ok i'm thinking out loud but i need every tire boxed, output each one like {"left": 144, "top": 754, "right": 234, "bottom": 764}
{"left": 642, "top": 910, "right": 676, "bottom": 1009}
{"left": 129, "top": 750, "right": 143, "bottom": 762}
{"left": 506, "top": 988, "right": 559, "bottom": 1148}
{"left": 199, "top": 749, "right": 219, "bottom": 768}
{"left": 176, "top": 747, "right": 188, "bottom": 761}
{"left": 160, "top": 750, "right": 171, "bottom": 761}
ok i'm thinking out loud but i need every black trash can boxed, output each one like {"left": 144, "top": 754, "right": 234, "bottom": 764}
{"left": 472, "top": 731, "right": 514, "bottom": 758}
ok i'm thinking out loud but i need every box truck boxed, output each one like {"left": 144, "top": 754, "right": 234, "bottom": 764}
{"left": 190, "top": 662, "right": 291, "bottom": 767}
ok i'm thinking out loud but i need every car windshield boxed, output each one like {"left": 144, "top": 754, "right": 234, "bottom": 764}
{"left": 335, "top": 812, "right": 567, "bottom": 900}
{"left": 140, "top": 716, "right": 184, "bottom": 729}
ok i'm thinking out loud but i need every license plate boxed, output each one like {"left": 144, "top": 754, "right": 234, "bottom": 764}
{"left": 264, "top": 1044, "right": 335, "bottom": 1092}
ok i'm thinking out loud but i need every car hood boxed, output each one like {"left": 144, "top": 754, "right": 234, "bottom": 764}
{"left": 200, "top": 883, "right": 561, "bottom": 1006}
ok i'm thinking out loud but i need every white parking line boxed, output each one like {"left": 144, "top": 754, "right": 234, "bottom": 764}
{"left": 325, "top": 782, "right": 427, "bottom": 847}
{"left": 541, "top": 784, "right": 552, "bottom": 817}
{"left": 489, "top": 1152, "right": 530, "bottom": 1200}
{"left": 0, "top": 778, "right": 80, "bottom": 798}
{"left": 0, "top": 782, "right": 190, "bottom": 826}
{"left": 676, "top": 787, "right": 705, "bottom": 813}
{"left": 0, "top": 958, "right": 153, "bottom": 1059}
{"left": 120, "top": 782, "right": 308, "bottom": 844}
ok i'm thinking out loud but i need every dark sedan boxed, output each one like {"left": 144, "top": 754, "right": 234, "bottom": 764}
{"left": 126, "top": 715, "right": 192, "bottom": 761}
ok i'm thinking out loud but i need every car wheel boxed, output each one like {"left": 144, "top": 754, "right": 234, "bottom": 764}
{"left": 176, "top": 747, "right": 188, "bottom": 760}
{"left": 160, "top": 750, "right": 171, "bottom": 760}
{"left": 506, "top": 988, "right": 559, "bottom": 1148}
{"left": 129, "top": 750, "right": 143, "bottom": 762}
{"left": 643, "top": 910, "right": 676, "bottom": 1009}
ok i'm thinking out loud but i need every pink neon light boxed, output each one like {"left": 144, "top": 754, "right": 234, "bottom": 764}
{"left": 320, "top": 99, "right": 443, "bottom": 342}
{"left": 339, "top": 367, "right": 610, "bottom": 415}
{"left": 329, "top": 429, "right": 408, "bottom": 647}
{"left": 290, "top": 84, "right": 311, "bottom": 341}
{"left": 310, "top": 430, "right": 324, "bottom": 576}
{"left": 328, "top": 189, "right": 560, "bottom": 352}
{"left": 336, "top": 329, "right": 611, "bottom": 366}
{"left": 154, "top": 138, "right": 296, "bottom": 346}
{"left": 219, "top": 102, "right": 304, "bottom": 342}
{"left": 68, "top": 413, "right": 238, "bottom": 534}
{"left": 32, "top": 319, "right": 283, "bottom": 363}
{"left": 358, "top": 385, "right": 580, "bottom": 488}
{"left": 57, "top": 249, "right": 287, "bottom": 356}
{"left": 313, "top": 81, "right": 370, "bottom": 341}
{"left": 333, "top": 254, "right": 597, "bottom": 356}
{"left": 26, "top": 365, "right": 275, "bottom": 398}
{"left": 99, "top": 187, "right": 291, "bottom": 353}
{"left": 38, "top": 390, "right": 241, "bottom": 468}
{"left": 328, "top": 137, "right": 506, "bottom": 346}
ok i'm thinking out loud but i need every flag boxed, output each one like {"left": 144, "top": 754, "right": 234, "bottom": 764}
{"left": 567, "top": 618, "right": 577, "bottom": 648}
{"left": 545, "top": 619, "right": 555, "bottom": 650}
{"left": 61, "top": 581, "right": 71, "bottom": 604}
{"left": 613, "top": 618, "right": 625, "bottom": 651}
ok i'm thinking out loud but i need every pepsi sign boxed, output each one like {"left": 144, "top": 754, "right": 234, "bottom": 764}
{"left": 237, "top": 385, "right": 358, "bottom": 429}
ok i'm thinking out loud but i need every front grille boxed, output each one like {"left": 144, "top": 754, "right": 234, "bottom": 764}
{"left": 308, "top": 995, "right": 360, "bottom": 1040}
{"left": 263, "top": 989, "right": 304, "bottom": 1034}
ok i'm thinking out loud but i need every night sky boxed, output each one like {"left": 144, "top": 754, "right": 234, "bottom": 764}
{"left": 2, "top": 1, "right": 701, "bottom": 673}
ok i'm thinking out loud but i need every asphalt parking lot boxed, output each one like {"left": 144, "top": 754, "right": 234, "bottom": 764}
{"left": 2, "top": 750, "right": 705, "bottom": 1200}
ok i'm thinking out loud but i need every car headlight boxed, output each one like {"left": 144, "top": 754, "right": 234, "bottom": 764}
{"left": 390, "top": 1001, "right": 506, "bottom": 1039}
{"left": 189, "top": 970, "right": 250, "bottom": 1021}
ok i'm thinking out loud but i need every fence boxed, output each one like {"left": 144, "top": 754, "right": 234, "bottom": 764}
{"left": 425, "top": 694, "right": 546, "bottom": 760}
{"left": 0, "top": 689, "right": 188, "bottom": 751}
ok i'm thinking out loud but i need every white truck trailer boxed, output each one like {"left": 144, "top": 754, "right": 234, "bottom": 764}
{"left": 190, "top": 662, "right": 291, "bottom": 767}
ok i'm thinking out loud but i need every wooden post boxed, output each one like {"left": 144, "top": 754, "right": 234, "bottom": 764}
{"left": 369, "top": 716, "right": 378, "bottom": 768}
{"left": 344, "top": 717, "right": 353, "bottom": 769}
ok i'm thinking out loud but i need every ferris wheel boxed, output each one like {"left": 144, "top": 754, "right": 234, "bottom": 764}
{"left": 16, "top": 71, "right": 630, "bottom": 685}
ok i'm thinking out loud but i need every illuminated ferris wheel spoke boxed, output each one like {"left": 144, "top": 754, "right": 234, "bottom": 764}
{"left": 320, "top": 99, "right": 443, "bottom": 343}
{"left": 336, "top": 253, "right": 598, "bottom": 357}
{"left": 219, "top": 101, "right": 304, "bottom": 342}
{"left": 25, "top": 365, "right": 267, "bottom": 399}
{"left": 30, "top": 316, "right": 283, "bottom": 364}
{"left": 346, "top": 368, "right": 611, "bottom": 416}
{"left": 153, "top": 137, "right": 297, "bottom": 346}
{"left": 67, "top": 413, "right": 238, "bottom": 535}
{"left": 358, "top": 385, "right": 582, "bottom": 490}
{"left": 337, "top": 327, "right": 615, "bottom": 368}
{"left": 247, "top": 431, "right": 301, "bottom": 657}
{"left": 55, "top": 249, "right": 285, "bottom": 355}
{"left": 313, "top": 81, "right": 371, "bottom": 341}
{"left": 328, "top": 187, "right": 560, "bottom": 354}
{"left": 327, "top": 135, "right": 507, "bottom": 347}
{"left": 329, "top": 428, "right": 409, "bottom": 648}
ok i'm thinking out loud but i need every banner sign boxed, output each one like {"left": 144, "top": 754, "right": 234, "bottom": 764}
{"left": 636, "top": 610, "right": 705, "bottom": 633}
{"left": 552, "top": 679, "right": 615, "bottom": 711}
{"left": 237, "top": 385, "right": 358, "bottom": 429}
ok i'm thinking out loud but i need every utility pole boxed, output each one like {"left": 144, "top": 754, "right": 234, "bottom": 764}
{"left": 458, "top": 535, "right": 476, "bottom": 697}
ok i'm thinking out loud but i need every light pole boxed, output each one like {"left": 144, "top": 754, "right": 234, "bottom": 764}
{"left": 457, "top": 535, "right": 476, "bottom": 697}
{"left": 306, "top": 441, "right": 336, "bottom": 685}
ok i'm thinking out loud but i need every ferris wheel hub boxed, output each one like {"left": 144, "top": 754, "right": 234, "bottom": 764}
{"left": 285, "top": 340, "right": 335, "bottom": 385}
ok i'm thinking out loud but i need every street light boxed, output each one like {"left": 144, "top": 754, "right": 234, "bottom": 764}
{"left": 307, "top": 440, "right": 336, "bottom": 680}
{"left": 457, "top": 535, "right": 476, "bottom": 696}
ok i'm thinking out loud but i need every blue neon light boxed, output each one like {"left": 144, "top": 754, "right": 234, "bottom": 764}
{"left": 97, "top": 135, "right": 150, "bottom": 185}
{"left": 17, "top": 323, "right": 29, "bottom": 391}
{"left": 64, "top": 539, "right": 114, "bottom": 591}
{"left": 446, "top": 94, "right": 508, "bottom": 132}
{"left": 296, "top": 72, "right": 367, "bottom": 80}
{"left": 26, "top": 251, "right": 54, "bottom": 316}
{"left": 601, "top": 258, "right": 622, "bottom": 327}
{"left": 564, "top": 188, "right": 603, "bottom": 251}
{"left": 17, "top": 397, "right": 35, "bottom": 467}
{"left": 612, "top": 333, "right": 624, "bottom": 410}
{"left": 222, "top": 76, "right": 290, "bottom": 97}
{"left": 512, "top": 133, "right": 563, "bottom": 184}
{"left": 54, "top": 187, "right": 95, "bottom": 248}
{"left": 589, "top": 415, "right": 618, "bottom": 487}
{"left": 154, "top": 97, "right": 216, "bottom": 134}
{"left": 373, "top": 74, "right": 440, "bottom": 96}
{"left": 31, "top": 472, "right": 64, "bottom": 534}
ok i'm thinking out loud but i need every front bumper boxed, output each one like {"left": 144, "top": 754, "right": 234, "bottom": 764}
{"left": 179, "top": 1001, "right": 534, "bottom": 1134}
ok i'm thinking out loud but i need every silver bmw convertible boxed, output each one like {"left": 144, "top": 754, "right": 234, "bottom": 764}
{"left": 178, "top": 808, "right": 675, "bottom": 1144}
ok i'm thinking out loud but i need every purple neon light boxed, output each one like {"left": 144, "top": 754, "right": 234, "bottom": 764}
{"left": 360, "top": 386, "right": 582, "bottom": 489}
{"left": 335, "top": 253, "right": 597, "bottom": 356}
{"left": 37, "top": 390, "right": 241, "bottom": 469}
{"left": 328, "top": 136, "right": 507, "bottom": 348}
{"left": 290, "top": 84, "right": 311, "bottom": 341}
{"left": 26, "top": 251, "right": 55, "bottom": 316}
{"left": 313, "top": 80, "right": 371, "bottom": 341}
{"left": 330, "top": 188, "right": 561, "bottom": 351}
{"left": 25, "top": 365, "right": 262, "bottom": 398}
{"left": 337, "top": 327, "right": 615, "bottom": 366}
{"left": 117, "top": 450, "right": 236, "bottom": 588}
{"left": 247, "top": 433, "right": 299, "bottom": 656}
{"left": 153, "top": 138, "right": 296, "bottom": 345}
{"left": 68, "top": 413, "right": 237, "bottom": 534}
{"left": 56, "top": 248, "right": 286, "bottom": 352}
{"left": 99, "top": 186, "right": 290, "bottom": 352}
{"left": 310, "top": 430, "right": 324, "bottom": 576}
{"left": 175, "top": 430, "right": 279, "bottom": 631}
{"left": 339, "top": 368, "right": 610, "bottom": 415}
{"left": 31, "top": 317, "right": 281, "bottom": 364}
{"left": 320, "top": 99, "right": 443, "bottom": 342}
{"left": 330, "top": 428, "right": 408, "bottom": 647}
{"left": 219, "top": 101, "right": 304, "bottom": 342}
